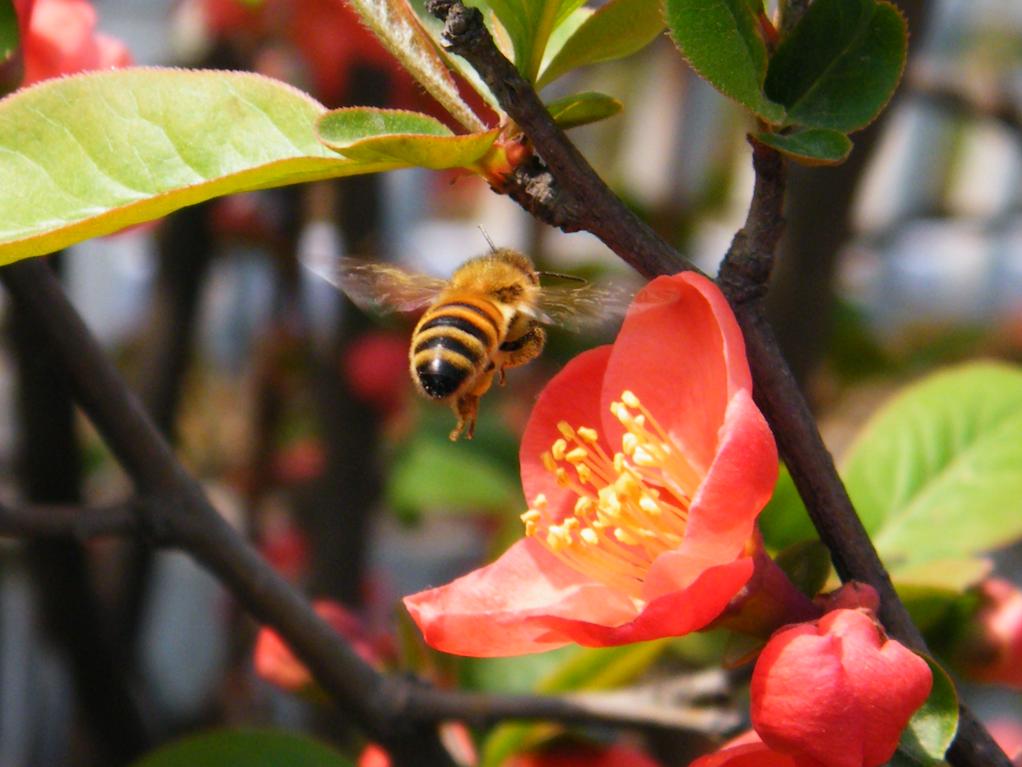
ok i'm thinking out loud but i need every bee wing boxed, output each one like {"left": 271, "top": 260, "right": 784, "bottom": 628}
{"left": 310, "top": 257, "right": 448, "bottom": 314}
{"left": 536, "top": 281, "right": 634, "bottom": 332}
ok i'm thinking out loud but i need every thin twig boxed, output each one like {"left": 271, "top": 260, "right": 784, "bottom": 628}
{"left": 0, "top": 500, "right": 138, "bottom": 540}
{"left": 424, "top": 3, "right": 1011, "bottom": 764}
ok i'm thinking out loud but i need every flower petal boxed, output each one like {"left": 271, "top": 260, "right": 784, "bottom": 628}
{"left": 402, "top": 537, "right": 638, "bottom": 656}
{"left": 601, "top": 273, "right": 752, "bottom": 477}
{"left": 534, "top": 557, "right": 752, "bottom": 647}
{"left": 520, "top": 345, "right": 613, "bottom": 523}
{"left": 683, "top": 388, "right": 777, "bottom": 560}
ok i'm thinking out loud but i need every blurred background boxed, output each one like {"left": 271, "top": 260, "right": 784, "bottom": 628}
{"left": 2, "top": 0, "right": 1022, "bottom": 765}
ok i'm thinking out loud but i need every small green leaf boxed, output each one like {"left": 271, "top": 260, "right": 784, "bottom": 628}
{"left": 843, "top": 363, "right": 1022, "bottom": 568}
{"left": 754, "top": 128, "right": 852, "bottom": 165}
{"left": 764, "top": 0, "right": 907, "bottom": 132}
{"left": 664, "top": 0, "right": 785, "bottom": 123}
{"left": 317, "top": 107, "right": 499, "bottom": 169}
{"left": 482, "top": 0, "right": 563, "bottom": 82}
{"left": 545, "top": 92, "right": 622, "bottom": 130}
{"left": 897, "top": 657, "right": 959, "bottom": 766}
{"left": 387, "top": 435, "right": 518, "bottom": 520}
{"left": 0, "top": 69, "right": 394, "bottom": 265}
{"left": 0, "top": 0, "right": 17, "bottom": 62}
{"left": 759, "top": 464, "right": 816, "bottom": 552}
{"left": 774, "top": 539, "right": 832, "bottom": 598}
{"left": 132, "top": 729, "right": 353, "bottom": 767}
{"left": 537, "top": 0, "right": 664, "bottom": 88}
{"left": 480, "top": 641, "right": 667, "bottom": 767}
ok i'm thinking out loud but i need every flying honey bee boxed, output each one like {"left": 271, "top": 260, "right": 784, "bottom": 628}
{"left": 316, "top": 248, "right": 630, "bottom": 440}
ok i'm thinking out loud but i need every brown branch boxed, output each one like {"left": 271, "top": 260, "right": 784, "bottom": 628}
{"left": 425, "top": 3, "right": 1011, "bottom": 765}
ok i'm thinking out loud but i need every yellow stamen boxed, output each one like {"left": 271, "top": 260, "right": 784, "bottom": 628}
{"left": 524, "top": 391, "right": 697, "bottom": 600}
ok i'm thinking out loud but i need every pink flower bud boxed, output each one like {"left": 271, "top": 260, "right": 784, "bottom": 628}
{"left": 254, "top": 601, "right": 388, "bottom": 692}
{"left": 959, "top": 578, "right": 1022, "bottom": 689}
{"left": 690, "top": 731, "right": 812, "bottom": 767}
{"left": 751, "top": 609, "right": 932, "bottom": 767}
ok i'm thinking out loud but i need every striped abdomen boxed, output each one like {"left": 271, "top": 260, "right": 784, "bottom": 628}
{"left": 410, "top": 296, "right": 504, "bottom": 400}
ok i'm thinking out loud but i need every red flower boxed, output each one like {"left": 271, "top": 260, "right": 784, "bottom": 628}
{"left": 17, "top": 0, "right": 132, "bottom": 86}
{"left": 344, "top": 330, "right": 410, "bottom": 416}
{"left": 690, "top": 731, "right": 813, "bottom": 767}
{"left": 957, "top": 578, "right": 1022, "bottom": 689}
{"left": 751, "top": 609, "right": 932, "bottom": 767}
{"left": 404, "top": 273, "right": 777, "bottom": 656}
{"left": 254, "top": 600, "right": 389, "bottom": 691}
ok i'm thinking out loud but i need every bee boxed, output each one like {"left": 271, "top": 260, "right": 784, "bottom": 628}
{"left": 316, "top": 248, "right": 629, "bottom": 440}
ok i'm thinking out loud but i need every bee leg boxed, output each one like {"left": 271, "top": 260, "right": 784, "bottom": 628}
{"left": 449, "top": 368, "right": 497, "bottom": 440}
{"left": 450, "top": 394, "right": 479, "bottom": 441}
{"left": 499, "top": 326, "right": 547, "bottom": 371}
{"left": 498, "top": 368, "right": 507, "bottom": 386}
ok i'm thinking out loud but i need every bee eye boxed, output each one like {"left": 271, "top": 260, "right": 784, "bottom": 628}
{"left": 496, "top": 284, "right": 523, "bottom": 303}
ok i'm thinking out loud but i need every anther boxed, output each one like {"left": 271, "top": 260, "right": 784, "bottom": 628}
{"left": 533, "top": 494, "right": 548, "bottom": 509}
{"left": 542, "top": 452, "right": 557, "bottom": 472}
{"left": 520, "top": 510, "right": 542, "bottom": 523}
{"left": 621, "top": 390, "right": 640, "bottom": 408}
{"left": 576, "top": 464, "right": 592, "bottom": 484}
{"left": 565, "top": 447, "right": 588, "bottom": 463}
{"left": 552, "top": 438, "right": 567, "bottom": 461}
{"left": 580, "top": 528, "right": 599, "bottom": 545}
{"left": 574, "top": 496, "right": 594, "bottom": 514}
{"left": 633, "top": 446, "right": 657, "bottom": 467}
{"left": 577, "top": 426, "right": 599, "bottom": 443}
{"left": 614, "top": 527, "right": 639, "bottom": 545}
{"left": 639, "top": 495, "right": 661, "bottom": 514}
{"left": 555, "top": 468, "right": 570, "bottom": 486}
{"left": 622, "top": 433, "right": 639, "bottom": 455}
{"left": 613, "top": 452, "right": 627, "bottom": 473}
{"left": 557, "top": 421, "right": 576, "bottom": 440}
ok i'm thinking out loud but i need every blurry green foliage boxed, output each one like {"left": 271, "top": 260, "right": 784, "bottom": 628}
{"left": 132, "top": 729, "right": 353, "bottom": 767}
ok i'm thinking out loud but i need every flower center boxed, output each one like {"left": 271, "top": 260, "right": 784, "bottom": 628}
{"left": 521, "top": 391, "right": 697, "bottom": 599}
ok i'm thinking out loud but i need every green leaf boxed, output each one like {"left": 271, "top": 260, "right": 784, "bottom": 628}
{"left": 758, "top": 464, "right": 816, "bottom": 552}
{"left": 317, "top": 107, "right": 499, "bottom": 169}
{"left": 132, "top": 729, "right": 353, "bottom": 767}
{"left": 764, "top": 0, "right": 907, "bottom": 132}
{"left": 482, "top": 0, "right": 563, "bottom": 82}
{"left": 754, "top": 128, "right": 852, "bottom": 165}
{"left": 536, "top": 0, "right": 664, "bottom": 88}
{"left": 897, "top": 657, "right": 958, "bottom": 766}
{"left": 842, "top": 363, "right": 1022, "bottom": 568}
{"left": 346, "top": 0, "right": 485, "bottom": 130}
{"left": 774, "top": 539, "right": 832, "bottom": 598}
{"left": 0, "top": 0, "right": 17, "bottom": 62}
{"left": 0, "top": 69, "right": 395, "bottom": 265}
{"left": 480, "top": 641, "right": 667, "bottom": 767}
{"left": 545, "top": 92, "right": 622, "bottom": 130}
{"left": 664, "top": 0, "right": 785, "bottom": 123}
{"left": 387, "top": 435, "right": 519, "bottom": 520}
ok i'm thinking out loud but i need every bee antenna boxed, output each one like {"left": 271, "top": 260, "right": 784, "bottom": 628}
{"left": 537, "top": 270, "right": 588, "bottom": 285}
{"left": 477, "top": 226, "right": 498, "bottom": 253}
